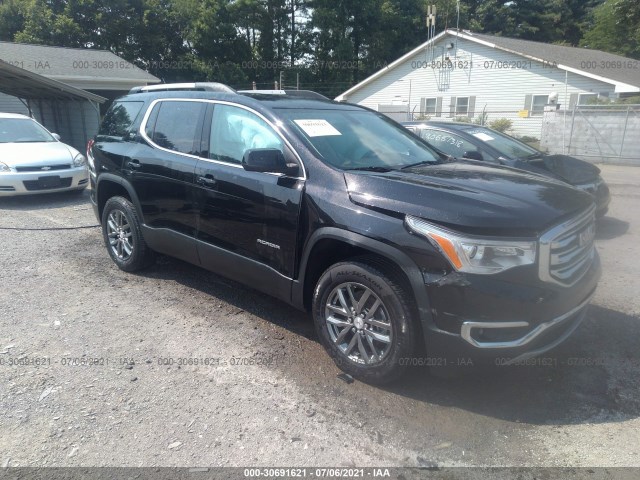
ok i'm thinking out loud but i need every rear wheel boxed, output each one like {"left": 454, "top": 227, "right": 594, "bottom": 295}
{"left": 312, "top": 258, "right": 418, "bottom": 384}
{"left": 102, "top": 196, "right": 154, "bottom": 272}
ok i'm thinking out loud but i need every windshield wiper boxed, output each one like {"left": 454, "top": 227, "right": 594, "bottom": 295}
{"left": 346, "top": 166, "right": 393, "bottom": 173}
{"left": 399, "top": 160, "right": 437, "bottom": 170}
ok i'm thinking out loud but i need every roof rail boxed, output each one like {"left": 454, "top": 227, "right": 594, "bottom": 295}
{"left": 128, "top": 82, "right": 236, "bottom": 94}
{"left": 238, "top": 89, "right": 330, "bottom": 101}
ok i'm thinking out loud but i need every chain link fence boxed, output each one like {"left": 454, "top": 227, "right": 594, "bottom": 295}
{"left": 541, "top": 105, "right": 640, "bottom": 165}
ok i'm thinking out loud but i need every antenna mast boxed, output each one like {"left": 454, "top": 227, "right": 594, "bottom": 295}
{"left": 426, "top": 4, "right": 436, "bottom": 60}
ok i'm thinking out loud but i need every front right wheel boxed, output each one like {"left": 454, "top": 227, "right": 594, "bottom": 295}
{"left": 312, "top": 258, "right": 419, "bottom": 384}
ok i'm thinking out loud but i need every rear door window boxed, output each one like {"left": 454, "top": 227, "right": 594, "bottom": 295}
{"left": 146, "top": 101, "right": 206, "bottom": 156}
{"left": 99, "top": 101, "right": 144, "bottom": 138}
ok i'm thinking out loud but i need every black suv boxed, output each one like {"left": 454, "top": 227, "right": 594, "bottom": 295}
{"left": 89, "top": 83, "right": 601, "bottom": 384}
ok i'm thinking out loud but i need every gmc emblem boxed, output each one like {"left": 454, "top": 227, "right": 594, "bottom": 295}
{"left": 579, "top": 225, "right": 595, "bottom": 247}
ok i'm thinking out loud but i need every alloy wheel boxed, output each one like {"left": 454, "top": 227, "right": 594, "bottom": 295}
{"left": 107, "top": 209, "right": 134, "bottom": 261}
{"left": 324, "top": 282, "right": 393, "bottom": 365}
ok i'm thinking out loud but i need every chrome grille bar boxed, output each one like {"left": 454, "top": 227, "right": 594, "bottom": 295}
{"left": 539, "top": 205, "right": 596, "bottom": 286}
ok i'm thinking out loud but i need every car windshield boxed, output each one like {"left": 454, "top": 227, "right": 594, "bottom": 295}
{"left": 463, "top": 127, "right": 540, "bottom": 159}
{"left": 0, "top": 118, "right": 56, "bottom": 143}
{"left": 281, "top": 108, "right": 442, "bottom": 171}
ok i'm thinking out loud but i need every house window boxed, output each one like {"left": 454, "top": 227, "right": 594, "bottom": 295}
{"left": 531, "top": 95, "right": 549, "bottom": 116}
{"left": 455, "top": 97, "right": 469, "bottom": 115}
{"left": 578, "top": 93, "right": 598, "bottom": 105}
{"left": 423, "top": 98, "right": 437, "bottom": 115}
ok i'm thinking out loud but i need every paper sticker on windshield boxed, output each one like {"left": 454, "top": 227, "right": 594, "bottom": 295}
{"left": 294, "top": 119, "right": 342, "bottom": 137}
{"left": 472, "top": 132, "right": 494, "bottom": 142}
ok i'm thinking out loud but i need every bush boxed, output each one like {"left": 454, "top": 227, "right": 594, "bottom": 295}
{"left": 489, "top": 118, "right": 512, "bottom": 133}
{"left": 473, "top": 111, "right": 489, "bottom": 126}
{"left": 616, "top": 95, "right": 640, "bottom": 105}
{"left": 453, "top": 116, "right": 472, "bottom": 123}
{"left": 517, "top": 136, "right": 540, "bottom": 149}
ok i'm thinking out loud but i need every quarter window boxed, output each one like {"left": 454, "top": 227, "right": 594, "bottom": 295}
{"left": 150, "top": 101, "right": 205, "bottom": 155}
{"left": 100, "top": 101, "right": 144, "bottom": 138}
{"left": 209, "top": 104, "right": 283, "bottom": 164}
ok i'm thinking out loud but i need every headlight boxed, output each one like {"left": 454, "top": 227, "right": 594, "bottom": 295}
{"left": 0, "top": 162, "right": 10, "bottom": 172}
{"left": 405, "top": 215, "right": 537, "bottom": 274}
{"left": 73, "top": 153, "right": 87, "bottom": 167}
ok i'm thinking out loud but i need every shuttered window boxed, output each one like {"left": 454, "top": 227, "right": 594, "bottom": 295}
{"left": 530, "top": 95, "right": 549, "bottom": 116}
{"left": 578, "top": 93, "right": 598, "bottom": 105}
{"left": 448, "top": 96, "right": 475, "bottom": 118}
{"left": 420, "top": 97, "right": 438, "bottom": 115}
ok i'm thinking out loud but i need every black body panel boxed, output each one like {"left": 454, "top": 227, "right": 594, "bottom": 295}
{"left": 89, "top": 89, "right": 603, "bottom": 367}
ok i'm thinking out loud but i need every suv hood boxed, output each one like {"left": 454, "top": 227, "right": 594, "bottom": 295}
{"left": 345, "top": 162, "right": 594, "bottom": 236}
{"left": 0, "top": 142, "right": 78, "bottom": 167}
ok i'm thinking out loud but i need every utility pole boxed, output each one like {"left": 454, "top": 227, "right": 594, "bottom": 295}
{"left": 291, "top": 0, "right": 295, "bottom": 67}
{"left": 280, "top": 71, "right": 284, "bottom": 90}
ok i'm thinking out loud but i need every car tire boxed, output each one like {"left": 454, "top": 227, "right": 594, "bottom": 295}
{"left": 102, "top": 196, "right": 154, "bottom": 272}
{"left": 312, "top": 257, "right": 419, "bottom": 384}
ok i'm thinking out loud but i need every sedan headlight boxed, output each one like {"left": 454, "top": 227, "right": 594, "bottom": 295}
{"left": 0, "top": 161, "right": 11, "bottom": 172}
{"left": 73, "top": 153, "right": 87, "bottom": 167}
{"left": 405, "top": 215, "right": 537, "bottom": 274}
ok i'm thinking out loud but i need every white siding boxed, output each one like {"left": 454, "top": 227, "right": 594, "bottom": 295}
{"left": 344, "top": 37, "right": 616, "bottom": 139}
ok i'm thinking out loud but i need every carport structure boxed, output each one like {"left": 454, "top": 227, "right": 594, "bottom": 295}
{"left": 0, "top": 59, "right": 106, "bottom": 152}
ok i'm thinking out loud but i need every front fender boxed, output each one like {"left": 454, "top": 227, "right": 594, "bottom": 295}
{"left": 292, "top": 227, "right": 435, "bottom": 350}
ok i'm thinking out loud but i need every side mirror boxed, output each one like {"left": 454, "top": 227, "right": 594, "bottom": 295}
{"left": 463, "top": 150, "right": 483, "bottom": 161}
{"left": 242, "top": 148, "right": 295, "bottom": 175}
{"left": 51, "top": 133, "right": 61, "bottom": 141}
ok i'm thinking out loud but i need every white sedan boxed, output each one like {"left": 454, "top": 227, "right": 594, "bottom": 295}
{"left": 0, "top": 113, "right": 88, "bottom": 196}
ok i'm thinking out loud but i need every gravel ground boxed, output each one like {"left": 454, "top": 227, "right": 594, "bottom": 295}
{"left": 0, "top": 164, "right": 638, "bottom": 468}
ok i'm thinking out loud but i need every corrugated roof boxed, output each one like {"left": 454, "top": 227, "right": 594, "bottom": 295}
{"left": 0, "top": 59, "right": 106, "bottom": 102}
{"left": 0, "top": 42, "right": 159, "bottom": 83}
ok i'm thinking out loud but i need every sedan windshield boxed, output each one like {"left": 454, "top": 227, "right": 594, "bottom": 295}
{"left": 0, "top": 118, "right": 56, "bottom": 143}
{"left": 463, "top": 127, "right": 540, "bottom": 159}
{"left": 281, "top": 108, "right": 441, "bottom": 170}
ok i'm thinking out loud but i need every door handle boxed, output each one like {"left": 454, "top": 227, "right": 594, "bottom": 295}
{"left": 127, "top": 159, "right": 142, "bottom": 169}
{"left": 197, "top": 174, "right": 217, "bottom": 187}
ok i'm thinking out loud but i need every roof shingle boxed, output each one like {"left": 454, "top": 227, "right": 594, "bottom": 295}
{"left": 468, "top": 32, "right": 640, "bottom": 89}
{"left": 0, "top": 42, "right": 159, "bottom": 83}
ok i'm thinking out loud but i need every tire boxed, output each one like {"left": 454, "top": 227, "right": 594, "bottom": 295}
{"left": 102, "top": 196, "right": 154, "bottom": 272}
{"left": 312, "top": 257, "right": 419, "bottom": 384}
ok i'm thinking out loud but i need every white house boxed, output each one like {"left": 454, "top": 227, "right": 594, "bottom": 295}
{"left": 336, "top": 30, "right": 640, "bottom": 139}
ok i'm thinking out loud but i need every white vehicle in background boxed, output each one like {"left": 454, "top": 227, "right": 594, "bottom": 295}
{"left": 0, "top": 113, "right": 88, "bottom": 196}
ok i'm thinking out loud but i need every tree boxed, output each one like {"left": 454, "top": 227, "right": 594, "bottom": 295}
{"left": 581, "top": 0, "right": 640, "bottom": 59}
{"left": 0, "top": 0, "right": 28, "bottom": 42}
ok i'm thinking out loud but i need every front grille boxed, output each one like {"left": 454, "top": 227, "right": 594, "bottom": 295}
{"left": 15, "top": 164, "right": 71, "bottom": 172}
{"left": 539, "top": 206, "right": 596, "bottom": 286}
{"left": 0, "top": 186, "right": 16, "bottom": 192}
{"left": 23, "top": 177, "right": 72, "bottom": 191}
